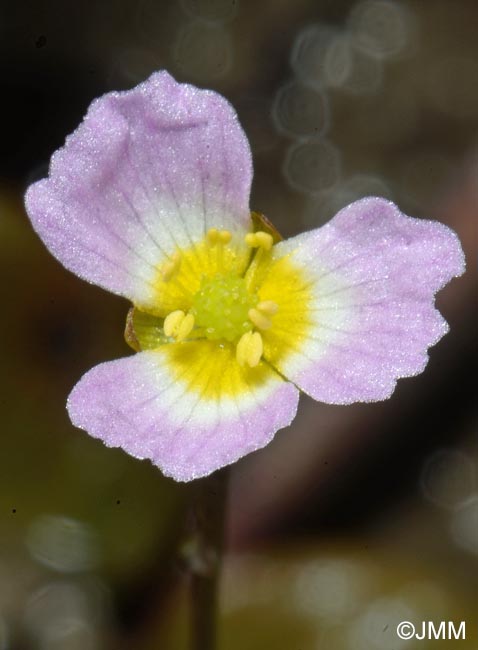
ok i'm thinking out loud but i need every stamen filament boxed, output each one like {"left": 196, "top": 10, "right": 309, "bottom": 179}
{"left": 161, "top": 251, "right": 182, "bottom": 281}
{"left": 244, "top": 231, "right": 274, "bottom": 292}
{"left": 207, "top": 228, "right": 232, "bottom": 271}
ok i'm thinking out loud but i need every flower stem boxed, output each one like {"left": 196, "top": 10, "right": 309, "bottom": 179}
{"left": 187, "top": 468, "right": 229, "bottom": 650}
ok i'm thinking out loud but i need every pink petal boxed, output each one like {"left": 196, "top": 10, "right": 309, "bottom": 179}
{"left": 25, "top": 71, "right": 252, "bottom": 305}
{"left": 265, "top": 197, "right": 465, "bottom": 404}
{"left": 67, "top": 347, "right": 299, "bottom": 481}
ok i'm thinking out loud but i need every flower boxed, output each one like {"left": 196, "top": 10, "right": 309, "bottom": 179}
{"left": 25, "top": 71, "right": 465, "bottom": 482}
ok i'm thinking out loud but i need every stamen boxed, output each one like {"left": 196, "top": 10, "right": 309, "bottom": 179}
{"left": 164, "top": 310, "right": 185, "bottom": 337}
{"left": 236, "top": 331, "right": 263, "bottom": 368}
{"left": 244, "top": 233, "right": 255, "bottom": 247}
{"left": 207, "top": 228, "right": 219, "bottom": 245}
{"left": 245, "top": 231, "right": 273, "bottom": 251}
{"left": 164, "top": 310, "right": 195, "bottom": 341}
{"left": 248, "top": 308, "right": 272, "bottom": 330}
{"left": 161, "top": 251, "right": 181, "bottom": 281}
{"left": 176, "top": 313, "right": 195, "bottom": 341}
{"left": 257, "top": 300, "right": 279, "bottom": 316}
{"left": 207, "top": 228, "right": 232, "bottom": 246}
{"left": 218, "top": 230, "right": 232, "bottom": 244}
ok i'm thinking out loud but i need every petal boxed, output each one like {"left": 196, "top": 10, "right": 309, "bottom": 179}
{"left": 67, "top": 344, "right": 299, "bottom": 481}
{"left": 25, "top": 71, "right": 252, "bottom": 306}
{"left": 259, "top": 197, "right": 465, "bottom": 404}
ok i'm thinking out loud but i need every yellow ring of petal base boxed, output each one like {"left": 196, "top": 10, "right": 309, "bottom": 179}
{"left": 127, "top": 229, "right": 313, "bottom": 398}
{"left": 137, "top": 235, "right": 250, "bottom": 317}
{"left": 249, "top": 252, "right": 314, "bottom": 368}
{"left": 160, "top": 341, "right": 273, "bottom": 399}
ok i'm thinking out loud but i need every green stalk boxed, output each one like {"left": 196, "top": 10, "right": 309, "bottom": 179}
{"left": 185, "top": 468, "right": 229, "bottom": 650}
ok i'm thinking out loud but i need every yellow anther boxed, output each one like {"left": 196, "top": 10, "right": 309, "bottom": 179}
{"left": 176, "top": 313, "right": 195, "bottom": 341}
{"left": 248, "top": 308, "right": 272, "bottom": 330}
{"left": 236, "top": 331, "right": 263, "bottom": 368}
{"left": 218, "top": 230, "right": 232, "bottom": 244}
{"left": 257, "top": 300, "right": 279, "bottom": 316}
{"left": 164, "top": 310, "right": 195, "bottom": 341}
{"left": 161, "top": 251, "right": 181, "bottom": 281}
{"left": 164, "top": 310, "right": 185, "bottom": 337}
{"left": 255, "top": 231, "right": 273, "bottom": 250}
{"left": 207, "top": 228, "right": 219, "bottom": 245}
{"left": 207, "top": 228, "right": 232, "bottom": 246}
{"left": 245, "top": 231, "right": 273, "bottom": 251}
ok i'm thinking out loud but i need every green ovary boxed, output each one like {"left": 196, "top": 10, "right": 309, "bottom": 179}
{"left": 191, "top": 274, "right": 258, "bottom": 342}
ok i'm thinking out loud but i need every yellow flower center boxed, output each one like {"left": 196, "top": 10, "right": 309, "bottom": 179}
{"left": 154, "top": 229, "right": 281, "bottom": 366}
{"left": 128, "top": 223, "right": 307, "bottom": 372}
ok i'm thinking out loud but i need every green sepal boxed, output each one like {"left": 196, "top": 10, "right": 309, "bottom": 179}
{"left": 251, "top": 211, "right": 283, "bottom": 243}
{"left": 124, "top": 307, "right": 168, "bottom": 352}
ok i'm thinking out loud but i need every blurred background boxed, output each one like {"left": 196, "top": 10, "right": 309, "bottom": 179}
{"left": 0, "top": 0, "right": 476, "bottom": 648}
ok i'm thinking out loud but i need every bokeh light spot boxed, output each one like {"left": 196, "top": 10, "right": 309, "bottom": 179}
{"left": 26, "top": 515, "right": 99, "bottom": 573}
{"left": 173, "top": 21, "right": 233, "bottom": 80}
{"left": 272, "top": 81, "right": 330, "bottom": 138}
{"left": 283, "top": 140, "right": 341, "bottom": 195}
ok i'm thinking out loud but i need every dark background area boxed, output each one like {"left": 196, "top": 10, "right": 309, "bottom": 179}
{"left": 0, "top": 1, "right": 476, "bottom": 648}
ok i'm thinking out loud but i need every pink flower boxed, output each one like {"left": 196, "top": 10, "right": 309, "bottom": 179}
{"left": 25, "top": 72, "right": 464, "bottom": 481}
